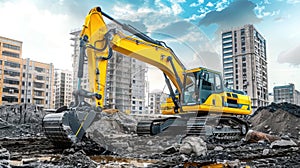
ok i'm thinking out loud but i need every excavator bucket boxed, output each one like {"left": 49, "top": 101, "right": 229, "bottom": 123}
{"left": 42, "top": 109, "right": 96, "bottom": 146}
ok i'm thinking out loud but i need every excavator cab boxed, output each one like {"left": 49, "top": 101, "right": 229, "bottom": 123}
{"left": 182, "top": 68, "right": 223, "bottom": 106}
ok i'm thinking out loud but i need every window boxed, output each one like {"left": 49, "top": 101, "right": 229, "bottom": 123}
{"left": 241, "top": 29, "right": 245, "bottom": 35}
{"left": 223, "top": 52, "right": 233, "bottom": 56}
{"left": 222, "top": 31, "right": 232, "bottom": 37}
{"left": 223, "top": 57, "right": 232, "bottom": 62}
{"left": 35, "top": 67, "right": 44, "bottom": 73}
{"left": 223, "top": 48, "right": 232, "bottom": 52}
{"left": 224, "top": 62, "right": 233, "bottom": 67}
{"left": 223, "top": 37, "right": 232, "bottom": 41}
{"left": 242, "top": 56, "right": 246, "bottom": 61}
{"left": 2, "top": 51, "right": 19, "bottom": 58}
{"left": 223, "top": 42, "right": 232, "bottom": 47}
{"left": 224, "top": 67, "right": 233, "bottom": 72}
{"left": 4, "top": 61, "right": 20, "bottom": 68}
{"left": 215, "top": 74, "right": 222, "bottom": 91}
{"left": 3, "top": 43, "right": 20, "bottom": 50}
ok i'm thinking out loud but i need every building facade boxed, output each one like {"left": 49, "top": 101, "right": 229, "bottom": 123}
{"left": 0, "top": 36, "right": 54, "bottom": 109}
{"left": 70, "top": 30, "right": 147, "bottom": 114}
{"left": 54, "top": 69, "right": 73, "bottom": 109}
{"left": 148, "top": 91, "right": 168, "bottom": 114}
{"left": 222, "top": 24, "right": 268, "bottom": 110}
{"left": 273, "top": 84, "right": 300, "bottom": 105}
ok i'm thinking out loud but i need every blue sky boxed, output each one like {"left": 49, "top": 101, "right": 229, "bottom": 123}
{"left": 0, "top": 0, "right": 299, "bottom": 92}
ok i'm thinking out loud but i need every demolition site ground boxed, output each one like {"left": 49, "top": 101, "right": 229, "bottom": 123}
{"left": 0, "top": 102, "right": 300, "bottom": 167}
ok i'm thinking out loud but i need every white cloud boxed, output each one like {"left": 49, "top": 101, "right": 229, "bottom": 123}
{"left": 0, "top": 0, "right": 73, "bottom": 70}
{"left": 216, "top": 0, "right": 229, "bottom": 11}
{"left": 206, "top": 2, "right": 214, "bottom": 7}
{"left": 171, "top": 2, "right": 183, "bottom": 15}
{"left": 189, "top": 0, "right": 204, "bottom": 7}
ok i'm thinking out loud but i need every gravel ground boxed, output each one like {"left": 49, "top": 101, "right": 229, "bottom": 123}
{"left": 0, "top": 103, "right": 299, "bottom": 167}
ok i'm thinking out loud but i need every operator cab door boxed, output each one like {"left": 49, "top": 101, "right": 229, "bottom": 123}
{"left": 199, "top": 71, "right": 223, "bottom": 107}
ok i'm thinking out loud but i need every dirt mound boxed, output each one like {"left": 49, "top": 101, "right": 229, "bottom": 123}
{"left": 253, "top": 102, "right": 300, "bottom": 117}
{"left": 250, "top": 103, "right": 300, "bottom": 138}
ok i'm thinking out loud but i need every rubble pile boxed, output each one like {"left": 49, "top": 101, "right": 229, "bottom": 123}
{"left": 250, "top": 102, "right": 300, "bottom": 138}
{"left": 0, "top": 104, "right": 44, "bottom": 138}
{"left": 86, "top": 111, "right": 183, "bottom": 156}
{"left": 0, "top": 103, "right": 299, "bottom": 167}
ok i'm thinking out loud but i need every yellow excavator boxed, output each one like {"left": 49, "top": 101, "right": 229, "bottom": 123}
{"left": 42, "top": 7, "right": 251, "bottom": 145}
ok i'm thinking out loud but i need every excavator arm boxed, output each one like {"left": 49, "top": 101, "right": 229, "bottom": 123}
{"left": 79, "top": 7, "right": 185, "bottom": 110}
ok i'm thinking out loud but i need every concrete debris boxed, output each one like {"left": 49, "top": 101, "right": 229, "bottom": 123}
{"left": 270, "top": 139, "right": 297, "bottom": 148}
{"left": 0, "top": 102, "right": 300, "bottom": 167}
{"left": 0, "top": 146, "right": 10, "bottom": 160}
{"left": 0, "top": 104, "right": 44, "bottom": 138}
{"left": 59, "top": 150, "right": 98, "bottom": 168}
{"left": 214, "top": 146, "right": 223, "bottom": 151}
{"left": 179, "top": 136, "right": 207, "bottom": 156}
{"left": 245, "top": 130, "right": 280, "bottom": 143}
{"left": 262, "top": 149, "right": 270, "bottom": 155}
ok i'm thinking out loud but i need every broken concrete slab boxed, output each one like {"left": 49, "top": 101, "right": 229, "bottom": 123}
{"left": 179, "top": 136, "right": 207, "bottom": 156}
{"left": 270, "top": 139, "right": 297, "bottom": 148}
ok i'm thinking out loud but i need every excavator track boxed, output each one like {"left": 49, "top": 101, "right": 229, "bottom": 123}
{"left": 186, "top": 116, "right": 248, "bottom": 141}
{"left": 137, "top": 117, "right": 177, "bottom": 136}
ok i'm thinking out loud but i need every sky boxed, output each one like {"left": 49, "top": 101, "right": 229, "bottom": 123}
{"left": 0, "top": 0, "right": 299, "bottom": 92}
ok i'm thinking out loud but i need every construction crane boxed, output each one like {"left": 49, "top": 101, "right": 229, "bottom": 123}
{"left": 42, "top": 7, "right": 251, "bottom": 145}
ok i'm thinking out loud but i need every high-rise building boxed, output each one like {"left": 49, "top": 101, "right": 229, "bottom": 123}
{"left": 70, "top": 29, "right": 147, "bottom": 114}
{"left": 222, "top": 24, "right": 268, "bottom": 110}
{"left": 0, "top": 36, "right": 54, "bottom": 109}
{"left": 148, "top": 91, "right": 168, "bottom": 114}
{"left": 273, "top": 84, "right": 300, "bottom": 105}
{"left": 54, "top": 69, "right": 73, "bottom": 109}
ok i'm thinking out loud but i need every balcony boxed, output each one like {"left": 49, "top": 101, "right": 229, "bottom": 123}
{"left": 34, "top": 87, "right": 44, "bottom": 91}
{"left": 33, "top": 95, "right": 45, "bottom": 99}
{"left": 34, "top": 79, "right": 45, "bottom": 84}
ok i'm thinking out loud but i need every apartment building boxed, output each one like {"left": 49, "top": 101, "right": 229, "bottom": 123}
{"left": 0, "top": 36, "right": 23, "bottom": 105}
{"left": 70, "top": 29, "right": 147, "bottom": 114}
{"left": 21, "top": 59, "right": 54, "bottom": 109}
{"left": 273, "top": 84, "right": 300, "bottom": 105}
{"left": 0, "top": 36, "right": 54, "bottom": 109}
{"left": 54, "top": 69, "right": 73, "bottom": 109}
{"left": 148, "top": 91, "right": 168, "bottom": 114}
{"left": 222, "top": 24, "right": 268, "bottom": 110}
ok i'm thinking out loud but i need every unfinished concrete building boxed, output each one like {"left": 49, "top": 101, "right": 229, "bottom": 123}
{"left": 54, "top": 69, "right": 73, "bottom": 109}
{"left": 0, "top": 36, "right": 54, "bottom": 109}
{"left": 222, "top": 24, "right": 268, "bottom": 110}
{"left": 148, "top": 91, "right": 168, "bottom": 114}
{"left": 70, "top": 30, "right": 146, "bottom": 114}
